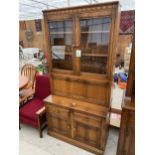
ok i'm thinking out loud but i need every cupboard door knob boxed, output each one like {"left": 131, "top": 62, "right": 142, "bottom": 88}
{"left": 73, "top": 127, "right": 76, "bottom": 131}
{"left": 67, "top": 125, "right": 70, "bottom": 129}
{"left": 71, "top": 102, "right": 76, "bottom": 107}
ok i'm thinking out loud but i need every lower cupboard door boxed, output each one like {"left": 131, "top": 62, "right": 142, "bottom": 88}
{"left": 48, "top": 116, "right": 70, "bottom": 137}
{"left": 73, "top": 121, "right": 101, "bottom": 148}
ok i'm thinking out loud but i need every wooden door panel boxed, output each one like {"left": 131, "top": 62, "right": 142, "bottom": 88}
{"left": 70, "top": 81, "right": 86, "bottom": 97}
{"left": 87, "top": 84, "right": 107, "bottom": 105}
{"left": 53, "top": 78, "right": 70, "bottom": 95}
{"left": 46, "top": 105, "right": 71, "bottom": 137}
{"left": 48, "top": 116, "right": 70, "bottom": 137}
{"left": 73, "top": 112, "right": 102, "bottom": 148}
{"left": 73, "top": 122, "right": 101, "bottom": 148}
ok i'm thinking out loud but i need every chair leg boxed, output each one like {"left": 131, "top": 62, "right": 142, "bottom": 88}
{"left": 39, "top": 128, "right": 43, "bottom": 138}
{"left": 37, "top": 115, "right": 43, "bottom": 138}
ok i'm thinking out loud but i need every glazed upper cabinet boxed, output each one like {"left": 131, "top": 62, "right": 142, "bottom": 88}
{"left": 47, "top": 16, "right": 111, "bottom": 74}
{"left": 44, "top": 3, "right": 119, "bottom": 77}
{"left": 48, "top": 19, "right": 110, "bottom": 75}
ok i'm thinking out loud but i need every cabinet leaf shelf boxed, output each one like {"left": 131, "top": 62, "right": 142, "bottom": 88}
{"left": 50, "top": 32, "right": 72, "bottom": 34}
{"left": 52, "top": 52, "right": 108, "bottom": 57}
{"left": 82, "top": 53, "right": 108, "bottom": 57}
{"left": 81, "top": 31, "right": 110, "bottom": 34}
{"left": 49, "top": 31, "right": 110, "bottom": 34}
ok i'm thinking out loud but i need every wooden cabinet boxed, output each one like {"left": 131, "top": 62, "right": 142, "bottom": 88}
{"left": 117, "top": 35, "right": 135, "bottom": 155}
{"left": 44, "top": 95, "right": 109, "bottom": 155}
{"left": 43, "top": 2, "right": 120, "bottom": 155}
{"left": 116, "top": 97, "right": 135, "bottom": 155}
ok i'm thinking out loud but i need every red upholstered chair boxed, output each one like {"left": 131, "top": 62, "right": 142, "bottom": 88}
{"left": 19, "top": 75, "right": 51, "bottom": 138}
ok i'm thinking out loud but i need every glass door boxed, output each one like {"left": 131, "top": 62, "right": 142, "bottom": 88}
{"left": 48, "top": 19, "right": 73, "bottom": 71}
{"left": 79, "top": 17, "right": 111, "bottom": 75}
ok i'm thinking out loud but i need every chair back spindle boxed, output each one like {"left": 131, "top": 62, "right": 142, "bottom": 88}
{"left": 21, "top": 64, "right": 37, "bottom": 89}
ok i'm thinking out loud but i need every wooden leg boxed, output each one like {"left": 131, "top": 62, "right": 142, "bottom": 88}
{"left": 39, "top": 128, "right": 43, "bottom": 138}
{"left": 37, "top": 115, "right": 43, "bottom": 138}
{"left": 37, "top": 110, "right": 47, "bottom": 138}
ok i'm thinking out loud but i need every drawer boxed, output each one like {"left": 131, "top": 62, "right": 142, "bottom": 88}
{"left": 73, "top": 112, "right": 101, "bottom": 128}
{"left": 46, "top": 105, "right": 70, "bottom": 120}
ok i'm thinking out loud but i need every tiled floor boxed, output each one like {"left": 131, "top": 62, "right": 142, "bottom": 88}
{"left": 19, "top": 124, "right": 119, "bottom": 155}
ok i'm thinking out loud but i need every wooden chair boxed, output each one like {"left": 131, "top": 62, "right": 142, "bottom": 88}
{"left": 20, "top": 64, "right": 37, "bottom": 106}
{"left": 19, "top": 75, "right": 51, "bottom": 138}
{"left": 21, "top": 64, "right": 37, "bottom": 89}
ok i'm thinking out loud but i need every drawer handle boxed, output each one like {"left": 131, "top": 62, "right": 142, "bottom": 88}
{"left": 67, "top": 125, "right": 70, "bottom": 129}
{"left": 71, "top": 102, "right": 76, "bottom": 107}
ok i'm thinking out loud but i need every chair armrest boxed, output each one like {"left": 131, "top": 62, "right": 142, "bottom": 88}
{"left": 19, "top": 88, "right": 35, "bottom": 106}
{"left": 36, "top": 106, "right": 45, "bottom": 116}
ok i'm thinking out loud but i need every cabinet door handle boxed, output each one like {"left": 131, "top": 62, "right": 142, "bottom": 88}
{"left": 71, "top": 102, "right": 76, "bottom": 107}
{"left": 73, "top": 127, "right": 76, "bottom": 131}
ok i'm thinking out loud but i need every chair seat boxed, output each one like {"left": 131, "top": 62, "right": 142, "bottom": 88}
{"left": 19, "top": 98, "right": 44, "bottom": 128}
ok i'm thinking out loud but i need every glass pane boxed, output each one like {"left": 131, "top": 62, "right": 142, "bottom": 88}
{"left": 48, "top": 20, "right": 72, "bottom": 70}
{"left": 81, "top": 56, "right": 107, "bottom": 74}
{"left": 80, "top": 18, "right": 111, "bottom": 74}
